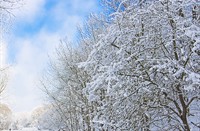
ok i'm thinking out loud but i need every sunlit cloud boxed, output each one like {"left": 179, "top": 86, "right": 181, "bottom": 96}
{"left": 14, "top": 0, "right": 46, "bottom": 23}
{"left": 6, "top": 0, "right": 101, "bottom": 112}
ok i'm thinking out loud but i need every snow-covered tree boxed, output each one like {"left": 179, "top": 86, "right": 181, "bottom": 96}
{"left": 30, "top": 105, "right": 49, "bottom": 128}
{"left": 0, "top": 0, "right": 23, "bottom": 99}
{"left": 41, "top": 38, "right": 95, "bottom": 130}
{"left": 79, "top": 0, "right": 200, "bottom": 130}
{"left": 42, "top": 0, "right": 200, "bottom": 130}
{"left": 0, "top": 0, "right": 23, "bottom": 33}
{"left": 11, "top": 112, "right": 32, "bottom": 130}
{"left": 0, "top": 69, "right": 8, "bottom": 97}
{"left": 41, "top": 15, "right": 108, "bottom": 129}
{"left": 36, "top": 106, "right": 65, "bottom": 130}
{"left": 0, "top": 103, "right": 12, "bottom": 130}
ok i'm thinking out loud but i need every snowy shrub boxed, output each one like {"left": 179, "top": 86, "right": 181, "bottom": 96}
{"left": 0, "top": 103, "right": 12, "bottom": 130}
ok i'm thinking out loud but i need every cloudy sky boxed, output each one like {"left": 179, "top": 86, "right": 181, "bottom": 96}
{"left": 3, "top": 0, "right": 101, "bottom": 113}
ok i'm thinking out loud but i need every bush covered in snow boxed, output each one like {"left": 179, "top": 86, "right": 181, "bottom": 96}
{"left": 0, "top": 103, "right": 12, "bottom": 130}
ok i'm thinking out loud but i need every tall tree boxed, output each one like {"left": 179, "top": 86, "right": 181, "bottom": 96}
{"left": 42, "top": 0, "right": 200, "bottom": 130}
{"left": 0, "top": 0, "right": 22, "bottom": 97}
{"left": 0, "top": 103, "right": 12, "bottom": 130}
{"left": 80, "top": 0, "right": 200, "bottom": 130}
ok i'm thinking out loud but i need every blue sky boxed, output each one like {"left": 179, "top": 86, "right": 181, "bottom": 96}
{"left": 4, "top": 0, "right": 101, "bottom": 113}
{"left": 14, "top": 0, "right": 101, "bottom": 37}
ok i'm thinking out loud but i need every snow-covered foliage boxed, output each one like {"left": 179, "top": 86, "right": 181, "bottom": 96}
{"left": 30, "top": 105, "right": 49, "bottom": 127}
{"left": 27, "top": 105, "right": 58, "bottom": 130}
{"left": 42, "top": 0, "right": 200, "bottom": 130}
{"left": 36, "top": 106, "right": 65, "bottom": 130}
{"left": 10, "top": 112, "right": 33, "bottom": 130}
{"left": 41, "top": 40, "right": 95, "bottom": 130}
{"left": 9, "top": 106, "right": 53, "bottom": 130}
{"left": 80, "top": 0, "right": 200, "bottom": 130}
{"left": 0, "top": 103, "right": 12, "bottom": 130}
{"left": 2, "top": 127, "right": 49, "bottom": 131}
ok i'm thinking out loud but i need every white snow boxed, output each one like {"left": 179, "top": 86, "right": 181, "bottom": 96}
{"left": 3, "top": 127, "right": 49, "bottom": 131}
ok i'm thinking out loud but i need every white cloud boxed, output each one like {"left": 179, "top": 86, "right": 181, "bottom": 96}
{"left": 14, "top": 0, "right": 46, "bottom": 23}
{"left": 7, "top": 32, "right": 59, "bottom": 112}
{"left": 7, "top": 0, "right": 100, "bottom": 113}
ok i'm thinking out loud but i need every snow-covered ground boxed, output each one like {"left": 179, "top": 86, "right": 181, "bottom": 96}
{"left": 3, "top": 127, "right": 49, "bottom": 131}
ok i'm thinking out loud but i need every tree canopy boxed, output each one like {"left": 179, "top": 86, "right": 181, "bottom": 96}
{"left": 41, "top": 0, "right": 200, "bottom": 130}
